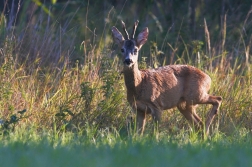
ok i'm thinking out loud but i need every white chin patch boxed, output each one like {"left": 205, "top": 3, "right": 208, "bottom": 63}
{"left": 124, "top": 63, "right": 134, "bottom": 69}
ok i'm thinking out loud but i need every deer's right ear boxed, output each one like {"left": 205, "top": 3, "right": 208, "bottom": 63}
{"left": 111, "top": 26, "right": 125, "bottom": 46}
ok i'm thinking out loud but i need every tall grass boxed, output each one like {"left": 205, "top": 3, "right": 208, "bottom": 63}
{"left": 0, "top": 0, "right": 251, "bottom": 141}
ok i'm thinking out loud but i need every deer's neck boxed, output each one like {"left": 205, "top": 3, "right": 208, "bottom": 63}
{"left": 123, "top": 63, "right": 142, "bottom": 93}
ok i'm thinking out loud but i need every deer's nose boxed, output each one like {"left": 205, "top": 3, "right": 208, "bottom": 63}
{"left": 124, "top": 59, "right": 133, "bottom": 65}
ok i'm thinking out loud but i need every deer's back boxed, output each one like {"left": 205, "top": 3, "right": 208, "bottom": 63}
{"left": 137, "top": 65, "right": 211, "bottom": 110}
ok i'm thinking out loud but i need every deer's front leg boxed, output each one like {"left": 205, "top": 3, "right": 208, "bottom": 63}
{"left": 136, "top": 110, "right": 147, "bottom": 135}
{"left": 130, "top": 101, "right": 149, "bottom": 135}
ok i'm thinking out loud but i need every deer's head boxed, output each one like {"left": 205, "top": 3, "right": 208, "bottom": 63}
{"left": 111, "top": 20, "right": 149, "bottom": 68}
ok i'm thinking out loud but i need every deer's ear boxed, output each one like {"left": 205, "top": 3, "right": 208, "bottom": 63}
{"left": 111, "top": 26, "right": 125, "bottom": 46}
{"left": 136, "top": 27, "right": 148, "bottom": 49}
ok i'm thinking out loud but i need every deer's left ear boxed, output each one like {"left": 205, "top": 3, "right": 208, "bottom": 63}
{"left": 136, "top": 27, "right": 149, "bottom": 49}
{"left": 111, "top": 26, "right": 125, "bottom": 47}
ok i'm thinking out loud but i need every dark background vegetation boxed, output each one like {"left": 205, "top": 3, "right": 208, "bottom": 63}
{"left": 1, "top": 0, "right": 251, "bottom": 67}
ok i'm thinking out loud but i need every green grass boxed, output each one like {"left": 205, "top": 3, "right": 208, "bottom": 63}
{"left": 1, "top": 129, "right": 252, "bottom": 167}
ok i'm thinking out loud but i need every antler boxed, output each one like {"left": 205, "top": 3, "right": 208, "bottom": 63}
{"left": 131, "top": 20, "right": 139, "bottom": 39}
{"left": 121, "top": 20, "right": 129, "bottom": 40}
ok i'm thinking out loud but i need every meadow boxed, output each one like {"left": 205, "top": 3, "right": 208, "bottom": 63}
{"left": 0, "top": 0, "right": 252, "bottom": 166}
{"left": 1, "top": 128, "right": 252, "bottom": 167}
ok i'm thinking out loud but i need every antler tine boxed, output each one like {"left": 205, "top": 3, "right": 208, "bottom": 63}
{"left": 121, "top": 20, "right": 129, "bottom": 40}
{"left": 131, "top": 20, "right": 139, "bottom": 39}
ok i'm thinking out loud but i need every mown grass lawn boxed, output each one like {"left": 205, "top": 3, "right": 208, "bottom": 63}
{"left": 1, "top": 129, "right": 252, "bottom": 167}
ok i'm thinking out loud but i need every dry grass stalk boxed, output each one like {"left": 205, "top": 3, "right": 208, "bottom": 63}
{"left": 204, "top": 18, "right": 211, "bottom": 71}
{"left": 220, "top": 14, "right": 227, "bottom": 70}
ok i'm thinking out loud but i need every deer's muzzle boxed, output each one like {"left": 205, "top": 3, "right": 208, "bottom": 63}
{"left": 124, "top": 59, "right": 133, "bottom": 65}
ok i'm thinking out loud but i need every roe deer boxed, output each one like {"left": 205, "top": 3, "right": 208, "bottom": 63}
{"left": 111, "top": 20, "right": 222, "bottom": 136}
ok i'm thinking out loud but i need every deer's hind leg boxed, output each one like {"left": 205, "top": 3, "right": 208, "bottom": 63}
{"left": 197, "top": 95, "right": 222, "bottom": 136}
{"left": 177, "top": 100, "right": 203, "bottom": 132}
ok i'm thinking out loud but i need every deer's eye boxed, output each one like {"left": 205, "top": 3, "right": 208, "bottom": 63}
{"left": 121, "top": 49, "right": 124, "bottom": 53}
{"left": 134, "top": 49, "right": 138, "bottom": 54}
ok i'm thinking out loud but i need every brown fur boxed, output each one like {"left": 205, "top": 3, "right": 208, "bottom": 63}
{"left": 112, "top": 21, "right": 222, "bottom": 136}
